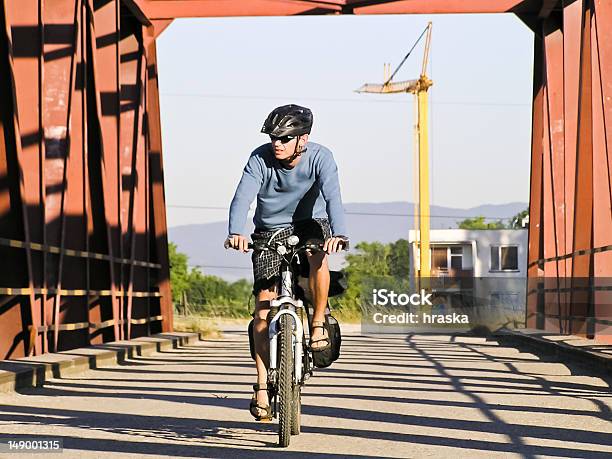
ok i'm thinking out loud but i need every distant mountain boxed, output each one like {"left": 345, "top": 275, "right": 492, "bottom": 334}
{"left": 168, "top": 201, "right": 527, "bottom": 281}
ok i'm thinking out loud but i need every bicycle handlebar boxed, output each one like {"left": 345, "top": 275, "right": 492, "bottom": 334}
{"left": 226, "top": 238, "right": 348, "bottom": 252}
{"left": 247, "top": 240, "right": 346, "bottom": 252}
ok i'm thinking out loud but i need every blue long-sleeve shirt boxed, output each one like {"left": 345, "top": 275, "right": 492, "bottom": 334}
{"left": 229, "top": 142, "right": 348, "bottom": 236}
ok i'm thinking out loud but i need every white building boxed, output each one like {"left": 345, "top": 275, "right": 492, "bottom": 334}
{"left": 408, "top": 229, "right": 528, "bottom": 329}
{"left": 408, "top": 229, "right": 528, "bottom": 278}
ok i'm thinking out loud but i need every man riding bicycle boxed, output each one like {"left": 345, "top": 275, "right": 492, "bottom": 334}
{"left": 224, "top": 104, "right": 348, "bottom": 421}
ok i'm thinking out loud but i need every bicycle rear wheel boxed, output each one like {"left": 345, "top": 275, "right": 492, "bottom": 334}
{"left": 278, "top": 313, "right": 294, "bottom": 447}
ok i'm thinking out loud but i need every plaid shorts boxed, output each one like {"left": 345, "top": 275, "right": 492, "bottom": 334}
{"left": 251, "top": 218, "right": 332, "bottom": 295}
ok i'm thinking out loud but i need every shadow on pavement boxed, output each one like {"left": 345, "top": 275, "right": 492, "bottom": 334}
{"left": 0, "top": 332, "right": 610, "bottom": 458}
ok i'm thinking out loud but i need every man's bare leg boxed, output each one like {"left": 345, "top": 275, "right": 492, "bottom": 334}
{"left": 307, "top": 251, "right": 330, "bottom": 348}
{"left": 253, "top": 287, "right": 275, "bottom": 415}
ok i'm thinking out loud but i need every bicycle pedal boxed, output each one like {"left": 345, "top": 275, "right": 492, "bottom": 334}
{"left": 258, "top": 417, "right": 273, "bottom": 423}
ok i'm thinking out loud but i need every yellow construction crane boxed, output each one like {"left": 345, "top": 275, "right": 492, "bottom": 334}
{"left": 356, "top": 22, "right": 433, "bottom": 282}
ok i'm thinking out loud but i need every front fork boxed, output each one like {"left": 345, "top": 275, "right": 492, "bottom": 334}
{"left": 268, "top": 302, "right": 304, "bottom": 387}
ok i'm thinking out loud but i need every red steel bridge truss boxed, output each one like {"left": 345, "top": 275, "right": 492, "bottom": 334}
{"left": 0, "top": 0, "right": 610, "bottom": 357}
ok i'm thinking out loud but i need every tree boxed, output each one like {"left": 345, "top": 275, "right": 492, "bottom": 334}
{"left": 510, "top": 208, "right": 529, "bottom": 229}
{"left": 388, "top": 239, "right": 410, "bottom": 278}
{"left": 169, "top": 242, "right": 189, "bottom": 302}
{"left": 457, "top": 216, "right": 506, "bottom": 230}
{"left": 169, "top": 244, "right": 251, "bottom": 315}
{"left": 332, "top": 242, "right": 387, "bottom": 312}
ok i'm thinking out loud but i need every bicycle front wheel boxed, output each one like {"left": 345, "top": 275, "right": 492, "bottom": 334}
{"left": 278, "top": 313, "right": 294, "bottom": 447}
{"left": 291, "top": 384, "right": 301, "bottom": 435}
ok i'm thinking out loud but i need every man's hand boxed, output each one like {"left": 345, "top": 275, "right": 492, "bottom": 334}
{"left": 224, "top": 234, "right": 250, "bottom": 252}
{"left": 323, "top": 236, "right": 349, "bottom": 254}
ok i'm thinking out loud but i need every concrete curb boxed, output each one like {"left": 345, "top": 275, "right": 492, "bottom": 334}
{"left": 0, "top": 332, "right": 199, "bottom": 394}
{"left": 496, "top": 328, "right": 612, "bottom": 376}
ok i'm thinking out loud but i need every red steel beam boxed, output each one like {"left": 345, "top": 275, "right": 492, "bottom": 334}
{"left": 80, "top": 0, "right": 95, "bottom": 349}
{"left": 144, "top": 27, "right": 172, "bottom": 333}
{"left": 526, "top": 30, "right": 544, "bottom": 330}
{"left": 119, "top": 17, "right": 138, "bottom": 339}
{"left": 541, "top": 18, "right": 561, "bottom": 332}
{"left": 49, "top": 0, "right": 83, "bottom": 352}
{"left": 570, "top": 0, "right": 593, "bottom": 337}
{"left": 349, "top": 0, "right": 539, "bottom": 15}
{"left": 136, "top": 0, "right": 540, "bottom": 19}
{"left": 151, "top": 19, "right": 172, "bottom": 38}
{"left": 543, "top": 17, "right": 565, "bottom": 280}
{"left": 571, "top": 0, "right": 593, "bottom": 280}
{"left": 61, "top": 0, "right": 90, "bottom": 352}
{"left": 591, "top": 0, "right": 612, "bottom": 340}
{"left": 547, "top": 19, "right": 566, "bottom": 280}
{"left": 135, "top": 0, "right": 342, "bottom": 19}
{"left": 119, "top": 15, "right": 146, "bottom": 339}
{"left": 558, "top": 1, "right": 580, "bottom": 330}
{"left": 0, "top": 0, "right": 39, "bottom": 358}
{"left": 87, "top": 0, "right": 122, "bottom": 341}
{"left": 131, "top": 47, "right": 148, "bottom": 338}
{"left": 5, "top": 0, "right": 44, "bottom": 355}
{"left": 563, "top": 0, "right": 582, "bottom": 279}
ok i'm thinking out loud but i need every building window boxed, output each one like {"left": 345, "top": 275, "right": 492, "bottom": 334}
{"left": 431, "top": 246, "right": 463, "bottom": 271}
{"left": 432, "top": 247, "right": 448, "bottom": 270}
{"left": 490, "top": 245, "right": 518, "bottom": 271}
{"left": 450, "top": 246, "right": 463, "bottom": 270}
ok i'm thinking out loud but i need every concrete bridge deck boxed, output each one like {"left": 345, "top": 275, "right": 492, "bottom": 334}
{"left": 0, "top": 328, "right": 611, "bottom": 458}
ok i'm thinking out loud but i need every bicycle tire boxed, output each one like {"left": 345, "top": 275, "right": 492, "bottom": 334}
{"left": 278, "top": 313, "right": 293, "bottom": 447}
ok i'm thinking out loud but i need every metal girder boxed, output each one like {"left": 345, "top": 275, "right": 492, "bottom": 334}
{"left": 134, "top": 0, "right": 540, "bottom": 19}
{"left": 572, "top": 1, "right": 593, "bottom": 281}
{"left": 134, "top": 0, "right": 343, "bottom": 19}
{"left": 591, "top": 0, "right": 612, "bottom": 339}
{"left": 542, "top": 16, "right": 564, "bottom": 281}
{"left": 118, "top": 12, "right": 145, "bottom": 340}
{"left": 143, "top": 26, "right": 173, "bottom": 334}
{"left": 541, "top": 16, "right": 565, "bottom": 333}
{"left": 563, "top": 0, "right": 582, "bottom": 279}
{"left": 0, "top": 0, "right": 170, "bottom": 357}
{"left": 87, "top": 0, "right": 122, "bottom": 343}
{"left": 526, "top": 0, "right": 612, "bottom": 341}
{"left": 526, "top": 30, "right": 544, "bottom": 330}
{"left": 568, "top": 0, "right": 593, "bottom": 337}
{"left": 0, "top": 0, "right": 38, "bottom": 358}
{"left": 151, "top": 19, "right": 172, "bottom": 38}
{"left": 592, "top": 0, "right": 612, "bottom": 273}
{"left": 4, "top": 0, "right": 44, "bottom": 355}
{"left": 349, "top": 0, "right": 540, "bottom": 15}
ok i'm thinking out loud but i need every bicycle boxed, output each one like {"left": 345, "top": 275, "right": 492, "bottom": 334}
{"left": 232, "top": 234, "right": 347, "bottom": 447}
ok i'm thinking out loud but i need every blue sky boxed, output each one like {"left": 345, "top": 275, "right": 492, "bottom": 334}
{"left": 157, "top": 13, "right": 534, "bottom": 228}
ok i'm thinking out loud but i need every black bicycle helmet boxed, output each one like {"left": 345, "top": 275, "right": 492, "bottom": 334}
{"left": 261, "top": 104, "right": 313, "bottom": 137}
